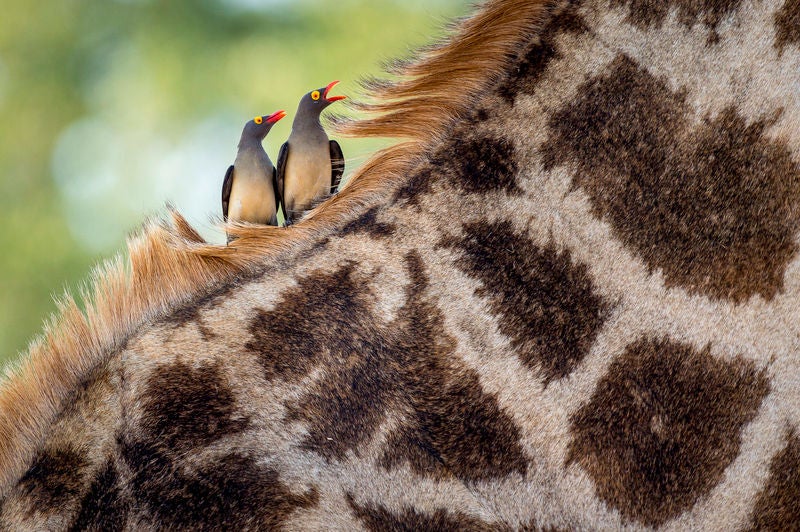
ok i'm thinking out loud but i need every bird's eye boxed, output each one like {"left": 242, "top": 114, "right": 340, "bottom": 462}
{"left": 254, "top": 116, "right": 263, "bottom": 124}
{"left": 311, "top": 91, "right": 321, "bottom": 101}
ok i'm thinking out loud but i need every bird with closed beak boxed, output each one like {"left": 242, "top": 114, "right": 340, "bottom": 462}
{"left": 277, "top": 81, "right": 346, "bottom": 223}
{"left": 221, "top": 110, "right": 286, "bottom": 239}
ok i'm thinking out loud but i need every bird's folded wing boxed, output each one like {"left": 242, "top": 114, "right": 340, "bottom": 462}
{"left": 276, "top": 142, "right": 290, "bottom": 220}
{"left": 221, "top": 164, "right": 234, "bottom": 221}
{"left": 329, "top": 140, "right": 344, "bottom": 193}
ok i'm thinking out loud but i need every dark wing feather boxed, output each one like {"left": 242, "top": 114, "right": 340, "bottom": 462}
{"left": 329, "top": 140, "right": 344, "bottom": 193}
{"left": 221, "top": 164, "right": 234, "bottom": 221}
{"left": 271, "top": 166, "right": 282, "bottom": 225}
{"left": 276, "top": 142, "right": 290, "bottom": 221}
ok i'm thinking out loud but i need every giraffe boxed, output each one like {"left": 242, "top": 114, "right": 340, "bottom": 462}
{"left": 1, "top": 0, "right": 800, "bottom": 529}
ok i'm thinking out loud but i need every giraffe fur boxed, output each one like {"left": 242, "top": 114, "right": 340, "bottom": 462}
{"left": 2, "top": 0, "right": 800, "bottom": 529}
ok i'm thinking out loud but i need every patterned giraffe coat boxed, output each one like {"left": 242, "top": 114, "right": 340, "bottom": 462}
{"left": 0, "top": 0, "right": 799, "bottom": 530}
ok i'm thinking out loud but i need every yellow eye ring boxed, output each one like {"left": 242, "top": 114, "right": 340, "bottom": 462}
{"left": 254, "top": 116, "right": 263, "bottom": 124}
{"left": 311, "top": 90, "right": 321, "bottom": 101}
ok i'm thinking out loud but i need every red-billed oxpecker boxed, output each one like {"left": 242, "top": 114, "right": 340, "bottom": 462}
{"left": 221, "top": 110, "right": 286, "bottom": 240}
{"left": 277, "top": 81, "right": 346, "bottom": 223}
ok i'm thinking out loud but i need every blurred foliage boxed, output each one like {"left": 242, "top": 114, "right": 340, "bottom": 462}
{"left": 0, "top": 0, "right": 469, "bottom": 365}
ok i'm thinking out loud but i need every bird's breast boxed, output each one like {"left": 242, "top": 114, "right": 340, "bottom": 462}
{"left": 284, "top": 144, "right": 332, "bottom": 211}
{"left": 227, "top": 164, "right": 276, "bottom": 224}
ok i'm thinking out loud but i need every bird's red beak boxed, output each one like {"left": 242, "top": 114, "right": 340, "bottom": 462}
{"left": 323, "top": 80, "right": 346, "bottom": 102}
{"left": 266, "top": 110, "right": 287, "bottom": 124}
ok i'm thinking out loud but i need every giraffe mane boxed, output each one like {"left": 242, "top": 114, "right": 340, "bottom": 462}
{"left": 0, "top": 0, "right": 551, "bottom": 495}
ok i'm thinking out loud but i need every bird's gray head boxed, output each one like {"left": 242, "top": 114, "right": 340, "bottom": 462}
{"left": 241, "top": 110, "right": 286, "bottom": 141}
{"left": 296, "top": 80, "right": 346, "bottom": 118}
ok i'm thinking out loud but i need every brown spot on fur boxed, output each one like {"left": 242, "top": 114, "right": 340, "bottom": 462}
{"left": 346, "top": 493, "right": 502, "bottom": 531}
{"left": 252, "top": 257, "right": 527, "bottom": 481}
{"left": 776, "top": 0, "right": 800, "bottom": 52}
{"left": 339, "top": 206, "right": 397, "bottom": 238}
{"left": 397, "top": 129, "right": 521, "bottom": 201}
{"left": 18, "top": 447, "right": 87, "bottom": 514}
{"left": 162, "top": 289, "right": 231, "bottom": 341}
{"left": 250, "top": 262, "right": 399, "bottom": 459}
{"left": 141, "top": 360, "right": 249, "bottom": 450}
{"left": 543, "top": 55, "right": 800, "bottom": 303}
{"left": 448, "top": 221, "right": 610, "bottom": 384}
{"left": 500, "top": 3, "right": 588, "bottom": 101}
{"left": 395, "top": 167, "right": 435, "bottom": 205}
{"left": 127, "top": 359, "right": 317, "bottom": 528}
{"left": 247, "top": 263, "right": 375, "bottom": 386}
{"left": 69, "top": 461, "right": 128, "bottom": 532}
{"left": 287, "top": 354, "right": 399, "bottom": 460}
{"left": 567, "top": 337, "right": 769, "bottom": 526}
{"left": 120, "top": 436, "right": 318, "bottom": 531}
{"left": 433, "top": 132, "right": 521, "bottom": 195}
{"left": 748, "top": 430, "right": 800, "bottom": 530}
{"left": 164, "top": 306, "right": 217, "bottom": 341}
{"left": 383, "top": 369, "right": 529, "bottom": 482}
{"left": 611, "top": 0, "right": 744, "bottom": 39}
{"left": 381, "top": 253, "right": 528, "bottom": 482}
{"left": 474, "top": 107, "right": 490, "bottom": 122}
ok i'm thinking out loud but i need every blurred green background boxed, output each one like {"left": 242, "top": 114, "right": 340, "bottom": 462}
{"left": 0, "top": 0, "right": 469, "bottom": 366}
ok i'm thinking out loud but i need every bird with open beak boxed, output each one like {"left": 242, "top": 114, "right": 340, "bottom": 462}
{"left": 276, "top": 80, "right": 346, "bottom": 223}
{"left": 221, "top": 110, "right": 286, "bottom": 240}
